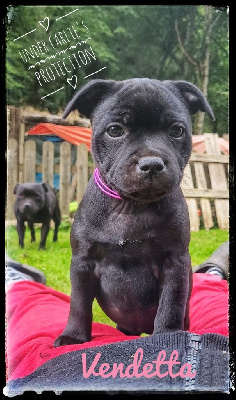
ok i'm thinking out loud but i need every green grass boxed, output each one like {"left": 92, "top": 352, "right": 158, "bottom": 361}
{"left": 5, "top": 225, "right": 229, "bottom": 327}
{"left": 189, "top": 229, "right": 229, "bottom": 266}
{"left": 5, "top": 224, "right": 72, "bottom": 294}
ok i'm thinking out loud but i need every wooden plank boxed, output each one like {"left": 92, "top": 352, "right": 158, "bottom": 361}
{"left": 36, "top": 165, "right": 63, "bottom": 174}
{"left": 182, "top": 188, "right": 229, "bottom": 199}
{"left": 15, "top": 107, "right": 22, "bottom": 137}
{"left": 24, "top": 140, "right": 36, "bottom": 182}
{"left": 70, "top": 174, "right": 77, "bottom": 202}
{"left": 7, "top": 107, "right": 10, "bottom": 136}
{"left": 7, "top": 139, "right": 18, "bottom": 220}
{"left": 42, "top": 141, "right": 54, "bottom": 187}
{"left": 189, "top": 153, "right": 229, "bottom": 164}
{"left": 9, "top": 106, "right": 16, "bottom": 140}
{"left": 36, "top": 164, "right": 93, "bottom": 177}
{"left": 18, "top": 123, "right": 25, "bottom": 183}
{"left": 193, "top": 161, "right": 214, "bottom": 230}
{"left": 59, "top": 142, "right": 71, "bottom": 216}
{"left": 76, "top": 143, "right": 88, "bottom": 203}
{"left": 22, "top": 113, "right": 86, "bottom": 126}
{"left": 181, "top": 164, "right": 199, "bottom": 231}
{"left": 36, "top": 165, "right": 59, "bottom": 174}
{"left": 204, "top": 133, "right": 229, "bottom": 229}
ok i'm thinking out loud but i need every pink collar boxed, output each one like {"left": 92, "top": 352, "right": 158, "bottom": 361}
{"left": 93, "top": 168, "right": 122, "bottom": 199}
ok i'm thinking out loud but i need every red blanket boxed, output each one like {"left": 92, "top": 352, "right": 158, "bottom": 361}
{"left": 6, "top": 273, "right": 228, "bottom": 381}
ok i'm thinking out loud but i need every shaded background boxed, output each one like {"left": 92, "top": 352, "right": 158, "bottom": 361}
{"left": 6, "top": 5, "right": 228, "bottom": 135}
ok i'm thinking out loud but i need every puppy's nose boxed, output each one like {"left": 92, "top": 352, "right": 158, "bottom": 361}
{"left": 24, "top": 203, "right": 31, "bottom": 209}
{"left": 138, "top": 157, "right": 166, "bottom": 174}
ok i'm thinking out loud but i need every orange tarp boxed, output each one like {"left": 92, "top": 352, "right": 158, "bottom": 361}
{"left": 27, "top": 123, "right": 92, "bottom": 151}
{"left": 192, "top": 135, "right": 229, "bottom": 155}
{"left": 27, "top": 123, "right": 229, "bottom": 155}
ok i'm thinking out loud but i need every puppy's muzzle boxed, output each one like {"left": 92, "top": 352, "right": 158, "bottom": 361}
{"left": 137, "top": 156, "right": 166, "bottom": 176}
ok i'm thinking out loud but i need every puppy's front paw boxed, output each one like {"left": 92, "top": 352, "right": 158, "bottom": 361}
{"left": 54, "top": 334, "right": 88, "bottom": 347}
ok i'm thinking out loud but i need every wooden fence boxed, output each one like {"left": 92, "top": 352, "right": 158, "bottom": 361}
{"left": 6, "top": 133, "right": 229, "bottom": 231}
{"left": 181, "top": 133, "right": 229, "bottom": 231}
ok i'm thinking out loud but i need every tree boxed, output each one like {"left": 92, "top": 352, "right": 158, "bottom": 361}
{"left": 174, "top": 5, "right": 228, "bottom": 134}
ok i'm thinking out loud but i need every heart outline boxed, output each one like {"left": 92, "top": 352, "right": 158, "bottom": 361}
{"left": 67, "top": 75, "right": 77, "bottom": 90}
{"left": 39, "top": 17, "right": 50, "bottom": 31}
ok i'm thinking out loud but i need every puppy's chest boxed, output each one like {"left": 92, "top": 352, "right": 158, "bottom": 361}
{"left": 98, "top": 206, "right": 165, "bottom": 244}
{"left": 91, "top": 238, "right": 163, "bottom": 281}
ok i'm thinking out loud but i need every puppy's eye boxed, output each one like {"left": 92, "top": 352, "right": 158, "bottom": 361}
{"left": 106, "top": 125, "right": 124, "bottom": 138}
{"left": 169, "top": 125, "right": 184, "bottom": 138}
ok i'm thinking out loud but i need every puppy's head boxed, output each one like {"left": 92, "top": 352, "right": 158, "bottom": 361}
{"left": 64, "top": 78, "right": 214, "bottom": 202}
{"left": 14, "top": 182, "right": 48, "bottom": 214}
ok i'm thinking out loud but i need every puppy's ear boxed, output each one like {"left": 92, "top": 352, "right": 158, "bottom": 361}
{"left": 42, "top": 183, "right": 49, "bottom": 193}
{"left": 163, "top": 80, "right": 215, "bottom": 120}
{"left": 63, "top": 79, "right": 117, "bottom": 119}
{"left": 14, "top": 183, "right": 19, "bottom": 194}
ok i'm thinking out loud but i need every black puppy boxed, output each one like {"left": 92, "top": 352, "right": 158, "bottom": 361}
{"left": 14, "top": 182, "right": 61, "bottom": 250}
{"left": 54, "top": 78, "right": 214, "bottom": 346}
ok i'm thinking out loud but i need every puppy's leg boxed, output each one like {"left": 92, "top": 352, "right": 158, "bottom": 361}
{"left": 16, "top": 219, "right": 25, "bottom": 248}
{"left": 153, "top": 252, "right": 191, "bottom": 334}
{"left": 28, "top": 221, "right": 35, "bottom": 242}
{"left": 54, "top": 255, "right": 97, "bottom": 347}
{"left": 52, "top": 205, "right": 60, "bottom": 242}
{"left": 39, "top": 221, "right": 50, "bottom": 250}
{"left": 184, "top": 267, "right": 193, "bottom": 330}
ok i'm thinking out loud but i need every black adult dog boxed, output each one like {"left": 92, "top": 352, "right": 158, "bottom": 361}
{"left": 54, "top": 78, "right": 214, "bottom": 346}
{"left": 14, "top": 182, "right": 61, "bottom": 250}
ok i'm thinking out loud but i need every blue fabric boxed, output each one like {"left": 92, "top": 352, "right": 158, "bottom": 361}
{"left": 36, "top": 173, "right": 60, "bottom": 190}
{"left": 45, "top": 136, "right": 64, "bottom": 143}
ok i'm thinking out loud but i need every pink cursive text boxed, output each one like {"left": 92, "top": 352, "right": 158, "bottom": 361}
{"left": 82, "top": 347, "right": 196, "bottom": 379}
